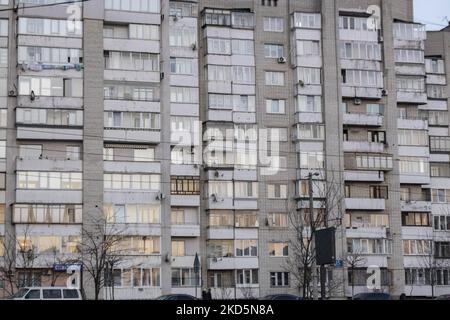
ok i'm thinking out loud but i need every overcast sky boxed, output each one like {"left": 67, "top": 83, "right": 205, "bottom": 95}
{"left": 414, "top": 0, "right": 450, "bottom": 30}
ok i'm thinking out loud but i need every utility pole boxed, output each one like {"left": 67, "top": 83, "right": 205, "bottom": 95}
{"left": 309, "top": 172, "right": 319, "bottom": 300}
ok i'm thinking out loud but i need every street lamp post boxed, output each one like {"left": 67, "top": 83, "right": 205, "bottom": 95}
{"left": 194, "top": 252, "right": 200, "bottom": 299}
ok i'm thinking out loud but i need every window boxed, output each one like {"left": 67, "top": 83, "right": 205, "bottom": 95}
{"left": 434, "top": 215, "right": 450, "bottom": 231}
{"left": 297, "top": 67, "right": 321, "bottom": 85}
{"left": 435, "top": 242, "right": 450, "bottom": 258}
{"left": 267, "top": 184, "right": 287, "bottom": 199}
{"left": 293, "top": 12, "right": 321, "bottom": 29}
{"left": 398, "top": 129, "right": 428, "bottom": 146}
{"left": 207, "top": 240, "right": 233, "bottom": 258}
{"left": 171, "top": 268, "right": 199, "bottom": 287}
{"left": 106, "top": 268, "right": 160, "bottom": 287}
{"left": 396, "top": 77, "right": 425, "bottom": 93}
{"left": 354, "top": 154, "right": 393, "bottom": 170}
{"left": 18, "top": 17, "right": 82, "bottom": 37}
{"left": 235, "top": 211, "right": 258, "bottom": 228}
{"left": 231, "top": 39, "right": 254, "bottom": 55}
{"left": 265, "top": 71, "right": 284, "bottom": 86}
{"left": 268, "top": 213, "right": 288, "bottom": 228}
{"left": 171, "top": 209, "right": 185, "bottom": 225}
{"left": 403, "top": 239, "right": 431, "bottom": 255}
{"left": 264, "top": 44, "right": 284, "bottom": 58}
{"left": 430, "top": 136, "right": 450, "bottom": 152}
{"left": 340, "top": 16, "right": 378, "bottom": 31}
{"left": 66, "top": 146, "right": 80, "bottom": 160}
{"left": 170, "top": 1, "right": 198, "bottom": 17}
{"left": 261, "top": 0, "right": 278, "bottom": 7}
{"left": 427, "top": 85, "right": 446, "bottom": 99}
{"left": 342, "top": 70, "right": 381, "bottom": 87}
{"left": 399, "top": 157, "right": 428, "bottom": 175}
{"left": 234, "top": 181, "right": 258, "bottom": 198}
{"left": 171, "top": 240, "right": 185, "bottom": 257}
{"left": 297, "top": 124, "right": 325, "bottom": 140}
{"left": 347, "top": 238, "right": 392, "bottom": 254}
{"left": 104, "top": 173, "right": 160, "bottom": 190}
{"left": 17, "top": 108, "right": 83, "bottom": 126}
{"left": 346, "top": 213, "right": 389, "bottom": 228}
{"left": 340, "top": 42, "right": 381, "bottom": 60}
{"left": 297, "top": 95, "right": 321, "bottom": 113}
{"left": 13, "top": 204, "right": 82, "bottom": 224}
{"left": 170, "top": 57, "right": 194, "bottom": 75}
{"left": 269, "top": 242, "right": 288, "bottom": 257}
{"left": 104, "top": 204, "right": 160, "bottom": 224}
{"left": 348, "top": 269, "right": 391, "bottom": 286}
{"left": 266, "top": 99, "right": 285, "bottom": 114}
{"left": 394, "top": 23, "right": 426, "bottom": 41}
{"left": 297, "top": 40, "right": 320, "bottom": 56}
{"left": 104, "top": 111, "right": 160, "bottom": 130}
{"left": 231, "top": 12, "right": 254, "bottom": 29}
{"left": 428, "top": 111, "right": 449, "bottom": 126}
{"left": 236, "top": 269, "right": 258, "bottom": 285}
{"left": 0, "top": 19, "right": 8, "bottom": 36}
{"left": 395, "top": 49, "right": 424, "bottom": 64}
{"left": 369, "top": 185, "right": 388, "bottom": 199}
{"left": 104, "top": 0, "right": 160, "bottom": 13}
{"left": 17, "top": 171, "right": 82, "bottom": 190}
{"left": 299, "top": 152, "right": 324, "bottom": 169}
{"left": 104, "top": 51, "right": 159, "bottom": 71}
{"left": 208, "top": 181, "right": 233, "bottom": 198}
{"left": 18, "top": 46, "right": 82, "bottom": 65}
{"left": 402, "top": 212, "right": 429, "bottom": 227}
{"left": 170, "top": 87, "right": 198, "bottom": 104}
{"left": 207, "top": 65, "right": 232, "bottom": 81}
{"left": 232, "top": 66, "right": 255, "bottom": 84}
{"left": 270, "top": 272, "right": 289, "bottom": 287}
{"left": 170, "top": 26, "right": 196, "bottom": 47}
{"left": 208, "top": 211, "right": 234, "bottom": 227}
{"left": 426, "top": 58, "right": 445, "bottom": 74}
{"left": 171, "top": 176, "right": 200, "bottom": 195}
{"left": 235, "top": 239, "right": 258, "bottom": 257}
{"left": 104, "top": 82, "right": 159, "bottom": 101}
{"left": 202, "top": 9, "right": 231, "bottom": 27}
{"left": 263, "top": 17, "right": 283, "bottom": 32}
{"left": 113, "top": 236, "right": 160, "bottom": 255}
{"left": 207, "top": 38, "right": 231, "bottom": 55}
{"left": 367, "top": 104, "right": 384, "bottom": 115}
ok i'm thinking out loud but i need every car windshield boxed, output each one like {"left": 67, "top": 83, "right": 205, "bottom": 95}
{"left": 9, "top": 288, "right": 29, "bottom": 299}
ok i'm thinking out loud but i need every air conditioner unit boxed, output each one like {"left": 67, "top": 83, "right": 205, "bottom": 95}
{"left": 354, "top": 98, "right": 362, "bottom": 105}
{"left": 214, "top": 170, "right": 220, "bottom": 177}
{"left": 378, "top": 35, "right": 384, "bottom": 43}
{"left": 298, "top": 80, "right": 305, "bottom": 87}
{"left": 277, "top": 56, "right": 287, "bottom": 64}
{"left": 381, "top": 89, "right": 388, "bottom": 96}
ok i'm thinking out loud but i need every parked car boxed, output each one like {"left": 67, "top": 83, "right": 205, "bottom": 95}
{"left": 435, "top": 294, "right": 450, "bottom": 300}
{"left": 155, "top": 294, "right": 198, "bottom": 300}
{"left": 352, "top": 292, "right": 391, "bottom": 300}
{"left": 9, "top": 287, "right": 83, "bottom": 300}
{"left": 260, "top": 294, "right": 302, "bottom": 300}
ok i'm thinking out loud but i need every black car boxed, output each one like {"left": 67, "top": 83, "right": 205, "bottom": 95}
{"left": 155, "top": 294, "right": 198, "bottom": 300}
{"left": 352, "top": 292, "right": 391, "bottom": 300}
{"left": 260, "top": 294, "right": 302, "bottom": 300}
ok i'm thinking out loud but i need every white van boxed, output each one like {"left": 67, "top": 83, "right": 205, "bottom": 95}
{"left": 10, "top": 287, "right": 83, "bottom": 300}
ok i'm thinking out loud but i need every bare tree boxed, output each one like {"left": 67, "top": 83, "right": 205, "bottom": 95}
{"left": 284, "top": 170, "right": 344, "bottom": 299}
{"left": 0, "top": 231, "right": 18, "bottom": 297}
{"left": 346, "top": 250, "right": 366, "bottom": 298}
{"left": 80, "top": 215, "right": 124, "bottom": 300}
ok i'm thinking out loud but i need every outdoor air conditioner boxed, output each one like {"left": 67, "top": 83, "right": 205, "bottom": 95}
{"left": 277, "top": 56, "right": 287, "bottom": 64}
{"left": 354, "top": 98, "right": 362, "bottom": 105}
{"left": 299, "top": 80, "right": 305, "bottom": 87}
{"left": 381, "top": 89, "right": 388, "bottom": 96}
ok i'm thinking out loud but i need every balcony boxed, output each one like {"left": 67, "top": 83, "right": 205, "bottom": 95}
{"left": 104, "top": 161, "right": 161, "bottom": 174}
{"left": 16, "top": 190, "right": 82, "bottom": 204}
{"left": 345, "top": 198, "right": 386, "bottom": 211}
{"left": 397, "top": 91, "right": 427, "bottom": 104}
{"left": 207, "top": 227, "right": 234, "bottom": 240}
{"left": 171, "top": 224, "right": 200, "bottom": 237}
{"left": 171, "top": 255, "right": 198, "bottom": 268}
{"left": 346, "top": 227, "right": 388, "bottom": 239}
{"left": 103, "top": 38, "right": 159, "bottom": 54}
{"left": 344, "top": 170, "right": 385, "bottom": 182}
{"left": 343, "top": 113, "right": 383, "bottom": 127}
{"left": 104, "top": 128, "right": 160, "bottom": 144}
{"left": 399, "top": 173, "right": 430, "bottom": 185}
{"left": 341, "top": 86, "right": 382, "bottom": 99}
{"left": 104, "top": 69, "right": 160, "bottom": 83}
{"left": 343, "top": 141, "right": 385, "bottom": 153}
{"left": 16, "top": 158, "right": 82, "bottom": 172}
{"left": 397, "top": 118, "right": 428, "bottom": 130}
{"left": 171, "top": 195, "right": 200, "bottom": 207}
{"left": 16, "top": 126, "right": 83, "bottom": 141}
{"left": 401, "top": 200, "right": 431, "bottom": 212}
{"left": 207, "top": 257, "right": 259, "bottom": 270}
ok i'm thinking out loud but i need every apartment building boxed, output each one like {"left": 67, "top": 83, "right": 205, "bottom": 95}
{"left": 0, "top": 0, "right": 449, "bottom": 300}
